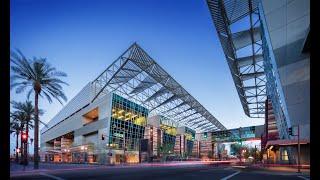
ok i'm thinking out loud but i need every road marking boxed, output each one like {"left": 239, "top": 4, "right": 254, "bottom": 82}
{"left": 223, "top": 167, "right": 233, "bottom": 170}
{"left": 298, "top": 176, "right": 310, "bottom": 180}
{"left": 231, "top": 166, "right": 246, "bottom": 168}
{"left": 39, "top": 172, "right": 65, "bottom": 180}
{"left": 220, "top": 171, "right": 241, "bottom": 180}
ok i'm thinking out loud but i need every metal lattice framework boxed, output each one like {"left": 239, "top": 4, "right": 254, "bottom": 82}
{"left": 207, "top": 0, "right": 266, "bottom": 118}
{"left": 91, "top": 43, "right": 226, "bottom": 132}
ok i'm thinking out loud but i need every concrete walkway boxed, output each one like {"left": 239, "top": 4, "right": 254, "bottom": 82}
{"left": 231, "top": 164, "right": 310, "bottom": 177}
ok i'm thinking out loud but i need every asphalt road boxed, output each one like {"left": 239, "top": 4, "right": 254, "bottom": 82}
{"left": 11, "top": 164, "right": 309, "bottom": 180}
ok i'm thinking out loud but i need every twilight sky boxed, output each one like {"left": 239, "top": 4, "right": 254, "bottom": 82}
{"left": 10, "top": 0, "right": 264, "bottom": 154}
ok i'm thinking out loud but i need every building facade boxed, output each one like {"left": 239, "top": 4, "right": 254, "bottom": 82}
{"left": 206, "top": 0, "right": 310, "bottom": 165}
{"left": 260, "top": 0, "right": 310, "bottom": 165}
{"left": 41, "top": 86, "right": 148, "bottom": 164}
{"left": 40, "top": 43, "right": 229, "bottom": 164}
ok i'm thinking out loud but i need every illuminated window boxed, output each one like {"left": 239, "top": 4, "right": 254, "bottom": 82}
{"left": 282, "top": 149, "right": 289, "bottom": 161}
{"left": 83, "top": 108, "right": 99, "bottom": 126}
{"left": 108, "top": 94, "right": 148, "bottom": 151}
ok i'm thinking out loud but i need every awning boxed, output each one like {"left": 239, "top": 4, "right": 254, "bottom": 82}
{"left": 266, "top": 139, "right": 309, "bottom": 147}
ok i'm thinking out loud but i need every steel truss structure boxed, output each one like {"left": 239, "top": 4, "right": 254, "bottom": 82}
{"left": 91, "top": 43, "right": 226, "bottom": 132}
{"left": 207, "top": 0, "right": 266, "bottom": 118}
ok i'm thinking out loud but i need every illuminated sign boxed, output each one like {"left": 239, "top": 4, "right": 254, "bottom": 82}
{"left": 114, "top": 133, "right": 124, "bottom": 138}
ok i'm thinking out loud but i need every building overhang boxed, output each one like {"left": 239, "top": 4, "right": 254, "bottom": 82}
{"left": 91, "top": 43, "right": 226, "bottom": 132}
{"left": 266, "top": 139, "right": 309, "bottom": 148}
{"left": 206, "top": 0, "right": 267, "bottom": 118}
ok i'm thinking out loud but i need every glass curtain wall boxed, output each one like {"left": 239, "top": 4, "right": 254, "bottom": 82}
{"left": 185, "top": 127, "right": 195, "bottom": 156}
{"left": 109, "top": 93, "right": 148, "bottom": 151}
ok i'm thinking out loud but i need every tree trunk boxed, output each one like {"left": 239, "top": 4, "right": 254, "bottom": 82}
{"left": 16, "top": 131, "right": 19, "bottom": 163}
{"left": 25, "top": 121, "right": 29, "bottom": 165}
{"left": 20, "top": 128, "right": 24, "bottom": 164}
{"left": 34, "top": 93, "right": 39, "bottom": 169}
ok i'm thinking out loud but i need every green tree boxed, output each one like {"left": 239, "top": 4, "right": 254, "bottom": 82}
{"left": 10, "top": 50, "right": 68, "bottom": 169}
{"left": 11, "top": 101, "right": 44, "bottom": 165}
{"left": 243, "top": 147, "right": 250, "bottom": 159}
{"left": 10, "top": 116, "right": 23, "bottom": 163}
{"left": 11, "top": 110, "right": 28, "bottom": 163}
{"left": 158, "top": 143, "right": 174, "bottom": 161}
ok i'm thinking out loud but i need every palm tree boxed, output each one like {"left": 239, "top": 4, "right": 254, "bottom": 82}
{"left": 10, "top": 119, "right": 22, "bottom": 163}
{"left": 10, "top": 50, "right": 68, "bottom": 169}
{"left": 10, "top": 110, "right": 27, "bottom": 164}
{"left": 11, "top": 100, "right": 38, "bottom": 165}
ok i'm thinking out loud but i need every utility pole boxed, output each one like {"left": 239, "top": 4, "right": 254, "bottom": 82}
{"left": 138, "top": 139, "right": 141, "bottom": 163}
{"left": 239, "top": 127, "right": 242, "bottom": 163}
{"left": 123, "top": 133, "right": 126, "bottom": 164}
{"left": 297, "top": 125, "right": 301, "bottom": 173}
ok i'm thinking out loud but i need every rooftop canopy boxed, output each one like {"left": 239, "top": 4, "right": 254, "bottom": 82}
{"left": 206, "top": 0, "right": 267, "bottom": 118}
{"left": 91, "top": 43, "right": 226, "bottom": 132}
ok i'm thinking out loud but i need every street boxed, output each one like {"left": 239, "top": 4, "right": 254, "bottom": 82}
{"left": 11, "top": 163, "right": 310, "bottom": 180}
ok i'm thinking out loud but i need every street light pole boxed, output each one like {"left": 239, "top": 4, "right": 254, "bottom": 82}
{"left": 123, "top": 131, "right": 126, "bottom": 164}
{"left": 297, "top": 125, "right": 301, "bottom": 173}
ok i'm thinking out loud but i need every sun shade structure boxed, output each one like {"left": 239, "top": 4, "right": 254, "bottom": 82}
{"left": 206, "top": 0, "right": 266, "bottom": 118}
{"left": 91, "top": 43, "right": 226, "bottom": 132}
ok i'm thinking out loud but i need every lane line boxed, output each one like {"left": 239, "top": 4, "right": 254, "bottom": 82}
{"left": 220, "top": 171, "right": 241, "bottom": 180}
{"left": 39, "top": 172, "right": 65, "bottom": 180}
{"left": 298, "top": 176, "right": 310, "bottom": 180}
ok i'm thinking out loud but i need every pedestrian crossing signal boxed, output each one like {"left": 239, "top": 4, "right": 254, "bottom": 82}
{"left": 204, "top": 132, "right": 208, "bottom": 139}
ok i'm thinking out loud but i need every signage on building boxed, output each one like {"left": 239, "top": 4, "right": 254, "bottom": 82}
{"left": 114, "top": 133, "right": 124, "bottom": 138}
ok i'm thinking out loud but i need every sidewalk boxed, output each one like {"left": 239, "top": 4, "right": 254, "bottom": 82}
{"left": 232, "top": 163, "right": 310, "bottom": 176}
{"left": 10, "top": 162, "right": 103, "bottom": 174}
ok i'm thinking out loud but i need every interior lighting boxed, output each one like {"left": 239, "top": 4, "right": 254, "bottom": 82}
{"left": 118, "top": 110, "right": 124, "bottom": 114}
{"left": 269, "top": 145, "right": 273, "bottom": 150}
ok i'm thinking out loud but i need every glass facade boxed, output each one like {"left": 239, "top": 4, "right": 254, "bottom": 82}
{"left": 212, "top": 126, "right": 256, "bottom": 142}
{"left": 185, "top": 127, "right": 195, "bottom": 155}
{"left": 159, "top": 115, "right": 177, "bottom": 136}
{"left": 109, "top": 93, "right": 149, "bottom": 151}
{"left": 162, "top": 133, "right": 176, "bottom": 152}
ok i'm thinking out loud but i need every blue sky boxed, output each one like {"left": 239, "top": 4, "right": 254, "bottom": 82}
{"left": 10, "top": 0, "right": 264, "bottom": 154}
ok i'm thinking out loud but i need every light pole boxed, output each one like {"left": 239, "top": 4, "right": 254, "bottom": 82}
{"left": 122, "top": 129, "right": 126, "bottom": 164}
{"left": 297, "top": 125, "right": 301, "bottom": 173}
{"left": 289, "top": 125, "right": 301, "bottom": 173}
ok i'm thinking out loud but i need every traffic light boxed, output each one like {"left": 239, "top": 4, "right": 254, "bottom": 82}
{"left": 204, "top": 132, "right": 208, "bottom": 139}
{"left": 22, "top": 133, "right": 27, "bottom": 143}
{"left": 101, "top": 134, "right": 105, "bottom": 140}
{"left": 288, "top": 127, "right": 293, "bottom": 136}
